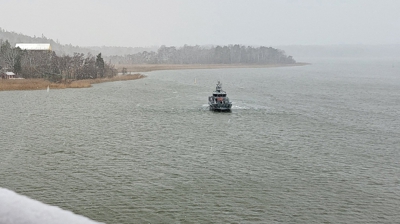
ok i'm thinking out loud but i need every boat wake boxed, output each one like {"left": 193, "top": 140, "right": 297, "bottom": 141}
{"left": 201, "top": 103, "right": 267, "bottom": 111}
{"left": 232, "top": 102, "right": 271, "bottom": 110}
{"left": 231, "top": 104, "right": 250, "bottom": 110}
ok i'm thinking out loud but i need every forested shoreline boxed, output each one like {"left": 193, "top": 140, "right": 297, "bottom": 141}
{"left": 0, "top": 40, "right": 117, "bottom": 81}
{"left": 109, "top": 45, "right": 296, "bottom": 65}
{"left": 1, "top": 28, "right": 297, "bottom": 82}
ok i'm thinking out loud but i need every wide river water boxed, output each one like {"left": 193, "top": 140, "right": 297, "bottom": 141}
{"left": 1, "top": 58, "right": 400, "bottom": 223}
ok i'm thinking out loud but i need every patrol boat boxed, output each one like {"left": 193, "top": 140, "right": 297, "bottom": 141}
{"left": 208, "top": 81, "right": 232, "bottom": 111}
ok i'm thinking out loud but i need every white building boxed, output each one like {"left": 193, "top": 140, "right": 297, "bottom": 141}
{"left": 5, "top": 72, "right": 15, "bottom": 79}
{"left": 15, "top": 43, "right": 52, "bottom": 51}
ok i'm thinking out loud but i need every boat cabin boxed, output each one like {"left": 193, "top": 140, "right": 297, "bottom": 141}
{"left": 213, "top": 93, "right": 226, "bottom": 97}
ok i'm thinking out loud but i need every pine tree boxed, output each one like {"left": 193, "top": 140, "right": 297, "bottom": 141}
{"left": 96, "top": 53, "right": 105, "bottom": 78}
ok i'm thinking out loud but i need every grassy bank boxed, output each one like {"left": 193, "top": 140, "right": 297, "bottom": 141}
{"left": 115, "top": 63, "right": 309, "bottom": 72}
{"left": 0, "top": 74, "right": 145, "bottom": 91}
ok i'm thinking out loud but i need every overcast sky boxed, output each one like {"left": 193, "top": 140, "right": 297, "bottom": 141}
{"left": 1, "top": 0, "right": 400, "bottom": 47}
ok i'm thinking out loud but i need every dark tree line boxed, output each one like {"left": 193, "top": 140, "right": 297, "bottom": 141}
{"left": 108, "top": 44, "right": 296, "bottom": 65}
{"left": 0, "top": 40, "right": 117, "bottom": 81}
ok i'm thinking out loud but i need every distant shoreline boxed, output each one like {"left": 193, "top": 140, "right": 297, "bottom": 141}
{"left": 114, "top": 63, "right": 309, "bottom": 73}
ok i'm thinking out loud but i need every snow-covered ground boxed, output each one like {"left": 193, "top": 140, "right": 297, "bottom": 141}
{"left": 0, "top": 188, "right": 101, "bottom": 224}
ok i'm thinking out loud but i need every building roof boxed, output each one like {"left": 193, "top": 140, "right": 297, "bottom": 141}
{"left": 15, "top": 43, "right": 52, "bottom": 51}
{"left": 5, "top": 72, "right": 15, "bottom": 76}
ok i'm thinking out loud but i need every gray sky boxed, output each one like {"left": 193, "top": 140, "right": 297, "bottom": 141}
{"left": 1, "top": 0, "right": 400, "bottom": 47}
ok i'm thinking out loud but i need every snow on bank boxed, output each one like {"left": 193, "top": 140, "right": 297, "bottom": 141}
{"left": 0, "top": 188, "right": 102, "bottom": 224}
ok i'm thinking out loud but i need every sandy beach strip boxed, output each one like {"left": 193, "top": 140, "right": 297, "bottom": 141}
{"left": 0, "top": 74, "right": 145, "bottom": 91}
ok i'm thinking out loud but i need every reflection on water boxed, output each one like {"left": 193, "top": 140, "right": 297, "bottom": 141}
{"left": 1, "top": 59, "right": 400, "bottom": 223}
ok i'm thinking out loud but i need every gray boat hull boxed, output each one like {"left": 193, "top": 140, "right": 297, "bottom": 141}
{"left": 208, "top": 102, "right": 232, "bottom": 111}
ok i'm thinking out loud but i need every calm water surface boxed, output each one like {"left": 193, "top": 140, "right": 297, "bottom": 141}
{"left": 1, "top": 58, "right": 400, "bottom": 223}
